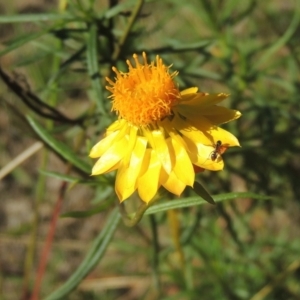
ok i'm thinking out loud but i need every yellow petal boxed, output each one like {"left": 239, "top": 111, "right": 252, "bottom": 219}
{"left": 180, "top": 87, "right": 198, "bottom": 95}
{"left": 147, "top": 129, "right": 172, "bottom": 174}
{"left": 188, "top": 92, "right": 229, "bottom": 107}
{"left": 160, "top": 168, "right": 186, "bottom": 196}
{"left": 106, "top": 119, "right": 127, "bottom": 135}
{"left": 187, "top": 115, "right": 240, "bottom": 147}
{"left": 115, "top": 136, "right": 147, "bottom": 202}
{"left": 137, "top": 149, "right": 162, "bottom": 203}
{"left": 89, "top": 130, "right": 119, "bottom": 158}
{"left": 173, "top": 115, "right": 212, "bottom": 145}
{"left": 179, "top": 88, "right": 200, "bottom": 102}
{"left": 160, "top": 118, "right": 189, "bottom": 149}
{"left": 176, "top": 93, "right": 228, "bottom": 116}
{"left": 202, "top": 106, "right": 241, "bottom": 124}
{"left": 200, "top": 155, "right": 224, "bottom": 171}
{"left": 91, "top": 136, "right": 128, "bottom": 175}
{"left": 206, "top": 127, "right": 240, "bottom": 147}
{"left": 130, "top": 136, "right": 148, "bottom": 169}
{"left": 186, "top": 105, "right": 242, "bottom": 125}
{"left": 167, "top": 137, "right": 194, "bottom": 186}
{"left": 122, "top": 125, "right": 138, "bottom": 166}
{"left": 182, "top": 136, "right": 224, "bottom": 171}
{"left": 104, "top": 161, "right": 121, "bottom": 173}
{"left": 115, "top": 164, "right": 136, "bottom": 201}
{"left": 89, "top": 121, "right": 129, "bottom": 158}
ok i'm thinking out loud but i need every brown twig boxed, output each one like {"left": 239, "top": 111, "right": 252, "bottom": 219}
{"left": 30, "top": 181, "right": 67, "bottom": 300}
{"left": 0, "top": 66, "right": 84, "bottom": 125}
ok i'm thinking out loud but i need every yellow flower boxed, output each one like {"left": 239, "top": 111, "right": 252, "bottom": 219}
{"left": 90, "top": 52, "right": 241, "bottom": 203}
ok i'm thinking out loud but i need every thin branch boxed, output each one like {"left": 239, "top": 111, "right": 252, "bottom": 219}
{"left": 30, "top": 181, "right": 67, "bottom": 300}
{"left": 0, "top": 142, "right": 43, "bottom": 180}
{"left": 0, "top": 66, "right": 84, "bottom": 125}
{"left": 112, "top": 0, "right": 144, "bottom": 61}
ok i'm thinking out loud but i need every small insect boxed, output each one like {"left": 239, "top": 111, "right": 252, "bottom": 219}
{"left": 211, "top": 140, "right": 226, "bottom": 161}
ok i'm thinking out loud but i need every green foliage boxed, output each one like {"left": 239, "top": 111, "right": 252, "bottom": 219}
{"left": 45, "top": 208, "right": 121, "bottom": 300}
{"left": 1, "top": 0, "right": 300, "bottom": 299}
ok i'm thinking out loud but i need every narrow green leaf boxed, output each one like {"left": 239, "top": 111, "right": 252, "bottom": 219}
{"left": 221, "top": 0, "right": 239, "bottom": 22}
{"left": 186, "top": 0, "right": 217, "bottom": 32}
{"left": 60, "top": 45, "right": 86, "bottom": 68}
{"left": 0, "top": 31, "right": 47, "bottom": 57}
{"left": 254, "top": 2, "right": 300, "bottom": 68}
{"left": 27, "top": 116, "right": 91, "bottom": 174}
{"left": 193, "top": 181, "right": 215, "bottom": 204}
{"left": 264, "top": 75, "right": 295, "bottom": 93}
{"left": 45, "top": 208, "right": 121, "bottom": 300}
{"left": 184, "top": 68, "right": 221, "bottom": 81}
{"left": 104, "top": 0, "right": 136, "bottom": 19}
{"left": 39, "top": 170, "right": 81, "bottom": 182}
{"left": 39, "top": 170, "right": 110, "bottom": 186}
{"left": 145, "top": 192, "right": 271, "bottom": 215}
{"left": 0, "top": 13, "right": 75, "bottom": 23}
{"left": 86, "top": 23, "right": 105, "bottom": 114}
{"left": 61, "top": 201, "right": 112, "bottom": 218}
{"left": 165, "top": 39, "right": 213, "bottom": 51}
{"left": 150, "top": 40, "right": 213, "bottom": 55}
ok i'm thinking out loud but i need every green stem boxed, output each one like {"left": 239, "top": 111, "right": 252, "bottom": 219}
{"left": 119, "top": 201, "right": 150, "bottom": 227}
{"left": 112, "top": 0, "right": 145, "bottom": 61}
{"left": 149, "top": 214, "right": 161, "bottom": 293}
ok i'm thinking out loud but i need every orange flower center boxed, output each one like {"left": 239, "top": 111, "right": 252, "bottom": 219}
{"left": 106, "top": 52, "right": 180, "bottom": 126}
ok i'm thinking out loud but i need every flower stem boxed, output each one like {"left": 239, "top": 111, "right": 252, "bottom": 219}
{"left": 149, "top": 214, "right": 161, "bottom": 295}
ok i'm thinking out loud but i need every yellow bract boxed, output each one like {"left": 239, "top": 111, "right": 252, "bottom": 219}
{"left": 89, "top": 52, "right": 241, "bottom": 203}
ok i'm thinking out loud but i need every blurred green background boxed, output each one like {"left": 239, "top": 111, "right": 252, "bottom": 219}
{"left": 0, "top": 0, "right": 300, "bottom": 299}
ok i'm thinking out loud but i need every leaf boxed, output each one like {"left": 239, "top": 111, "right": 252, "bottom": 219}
{"left": 193, "top": 181, "right": 215, "bottom": 204}
{"left": 147, "top": 40, "right": 214, "bottom": 54}
{"left": 61, "top": 201, "right": 112, "bottom": 218}
{"left": 145, "top": 192, "right": 271, "bottom": 215}
{"left": 86, "top": 23, "right": 105, "bottom": 114}
{"left": 0, "top": 31, "right": 48, "bottom": 57}
{"left": 184, "top": 68, "right": 221, "bottom": 81}
{"left": 60, "top": 45, "right": 86, "bottom": 68}
{"left": 39, "top": 170, "right": 109, "bottom": 185}
{"left": 0, "top": 15, "right": 79, "bottom": 57}
{"left": 27, "top": 116, "right": 91, "bottom": 174}
{"left": 165, "top": 39, "right": 213, "bottom": 51}
{"left": 220, "top": 0, "right": 239, "bottom": 22}
{"left": 104, "top": 0, "right": 137, "bottom": 19}
{"left": 0, "top": 13, "right": 75, "bottom": 23}
{"left": 254, "top": 2, "right": 300, "bottom": 68}
{"left": 39, "top": 170, "right": 81, "bottom": 182}
{"left": 45, "top": 208, "right": 121, "bottom": 300}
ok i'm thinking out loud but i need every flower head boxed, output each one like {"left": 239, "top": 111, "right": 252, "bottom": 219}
{"left": 90, "top": 52, "right": 241, "bottom": 203}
